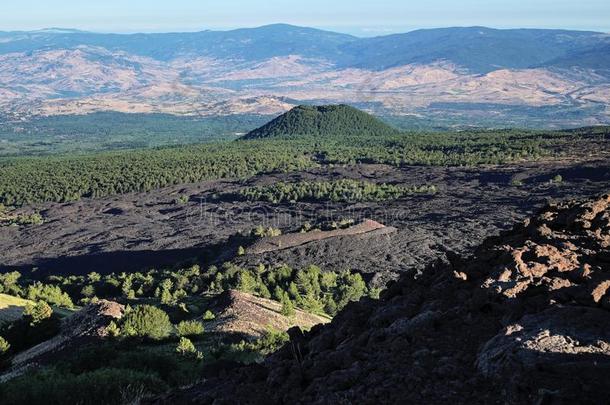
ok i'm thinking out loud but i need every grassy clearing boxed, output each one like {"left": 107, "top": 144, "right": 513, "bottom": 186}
{"left": 0, "top": 293, "right": 32, "bottom": 324}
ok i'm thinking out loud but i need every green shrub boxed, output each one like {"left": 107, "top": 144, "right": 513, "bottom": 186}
{"left": 106, "top": 321, "right": 121, "bottom": 338}
{"left": 0, "top": 210, "right": 44, "bottom": 227}
{"left": 511, "top": 178, "right": 524, "bottom": 186}
{"left": 175, "top": 195, "right": 189, "bottom": 204}
{"left": 160, "top": 288, "right": 174, "bottom": 305}
{"left": 26, "top": 283, "right": 73, "bottom": 308}
{"left": 0, "top": 336, "right": 10, "bottom": 355}
{"left": 236, "top": 270, "right": 257, "bottom": 294}
{"left": 368, "top": 287, "right": 382, "bottom": 300}
{"left": 176, "top": 337, "right": 203, "bottom": 360}
{"left": 227, "top": 327, "right": 290, "bottom": 363}
{"left": 202, "top": 310, "right": 215, "bottom": 321}
{"left": 0, "top": 272, "right": 22, "bottom": 296}
{"left": 176, "top": 337, "right": 195, "bottom": 355}
{"left": 23, "top": 301, "right": 53, "bottom": 326}
{"left": 251, "top": 226, "right": 282, "bottom": 238}
{"left": 121, "top": 305, "right": 172, "bottom": 341}
{"left": 176, "top": 320, "right": 204, "bottom": 337}
{"left": 80, "top": 285, "right": 96, "bottom": 298}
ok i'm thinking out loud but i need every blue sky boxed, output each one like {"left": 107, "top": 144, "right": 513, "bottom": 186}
{"left": 2, "top": 0, "right": 609, "bottom": 35}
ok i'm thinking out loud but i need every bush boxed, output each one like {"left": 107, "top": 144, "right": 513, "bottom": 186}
{"left": 228, "top": 327, "right": 290, "bottom": 363}
{"left": 0, "top": 272, "right": 22, "bottom": 296}
{"left": 60, "top": 343, "right": 205, "bottom": 388}
{"left": 251, "top": 226, "right": 282, "bottom": 238}
{"left": 176, "top": 337, "right": 203, "bottom": 360}
{"left": 26, "top": 283, "right": 73, "bottom": 308}
{"left": 121, "top": 305, "right": 172, "bottom": 341}
{"left": 23, "top": 301, "right": 53, "bottom": 326}
{"left": 176, "top": 337, "right": 194, "bottom": 355}
{"left": 255, "top": 327, "right": 290, "bottom": 355}
{"left": 202, "top": 310, "right": 216, "bottom": 321}
{"left": 105, "top": 321, "right": 121, "bottom": 338}
{"left": 80, "top": 285, "right": 95, "bottom": 298}
{"left": 176, "top": 320, "right": 204, "bottom": 337}
{"left": 0, "top": 210, "right": 44, "bottom": 227}
{"left": 175, "top": 195, "right": 189, "bottom": 204}
{"left": 511, "top": 178, "right": 524, "bottom": 186}
{"left": 0, "top": 336, "right": 10, "bottom": 355}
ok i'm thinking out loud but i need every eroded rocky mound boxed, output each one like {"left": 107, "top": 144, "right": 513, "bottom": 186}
{"left": 154, "top": 194, "right": 610, "bottom": 404}
{"left": 206, "top": 290, "right": 329, "bottom": 340}
{"left": 246, "top": 219, "right": 396, "bottom": 255}
{"left": 1, "top": 300, "right": 124, "bottom": 381}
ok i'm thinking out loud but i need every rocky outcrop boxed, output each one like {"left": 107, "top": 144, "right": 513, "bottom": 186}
{"left": 477, "top": 306, "right": 610, "bottom": 402}
{"left": 154, "top": 194, "right": 610, "bottom": 404}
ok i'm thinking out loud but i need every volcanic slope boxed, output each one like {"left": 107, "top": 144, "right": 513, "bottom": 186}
{"left": 154, "top": 194, "right": 610, "bottom": 404}
{"left": 242, "top": 105, "right": 399, "bottom": 139}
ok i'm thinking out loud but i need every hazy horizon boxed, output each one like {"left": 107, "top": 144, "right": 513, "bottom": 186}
{"left": 2, "top": 23, "right": 609, "bottom": 38}
{"left": 2, "top": 0, "right": 609, "bottom": 37}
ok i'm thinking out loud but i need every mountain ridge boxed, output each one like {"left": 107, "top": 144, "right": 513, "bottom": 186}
{"left": 0, "top": 25, "right": 608, "bottom": 73}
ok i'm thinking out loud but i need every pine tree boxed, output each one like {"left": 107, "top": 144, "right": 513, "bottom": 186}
{"left": 160, "top": 288, "right": 173, "bottom": 305}
{"left": 24, "top": 301, "right": 53, "bottom": 326}
{"left": 280, "top": 293, "right": 295, "bottom": 317}
{"left": 176, "top": 337, "right": 196, "bottom": 356}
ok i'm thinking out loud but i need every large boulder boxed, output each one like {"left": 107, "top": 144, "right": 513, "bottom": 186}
{"left": 478, "top": 306, "right": 610, "bottom": 403}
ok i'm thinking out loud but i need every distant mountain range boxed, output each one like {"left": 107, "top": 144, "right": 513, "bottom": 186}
{"left": 1, "top": 24, "right": 609, "bottom": 128}
{"left": 2, "top": 25, "right": 609, "bottom": 73}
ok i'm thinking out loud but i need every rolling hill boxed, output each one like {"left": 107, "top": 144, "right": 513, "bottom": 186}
{"left": 0, "top": 24, "right": 609, "bottom": 127}
{"left": 243, "top": 105, "right": 399, "bottom": 138}
{"left": 337, "top": 27, "right": 610, "bottom": 73}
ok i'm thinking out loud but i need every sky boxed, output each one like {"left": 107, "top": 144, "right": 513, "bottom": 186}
{"left": 2, "top": 0, "right": 610, "bottom": 35}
